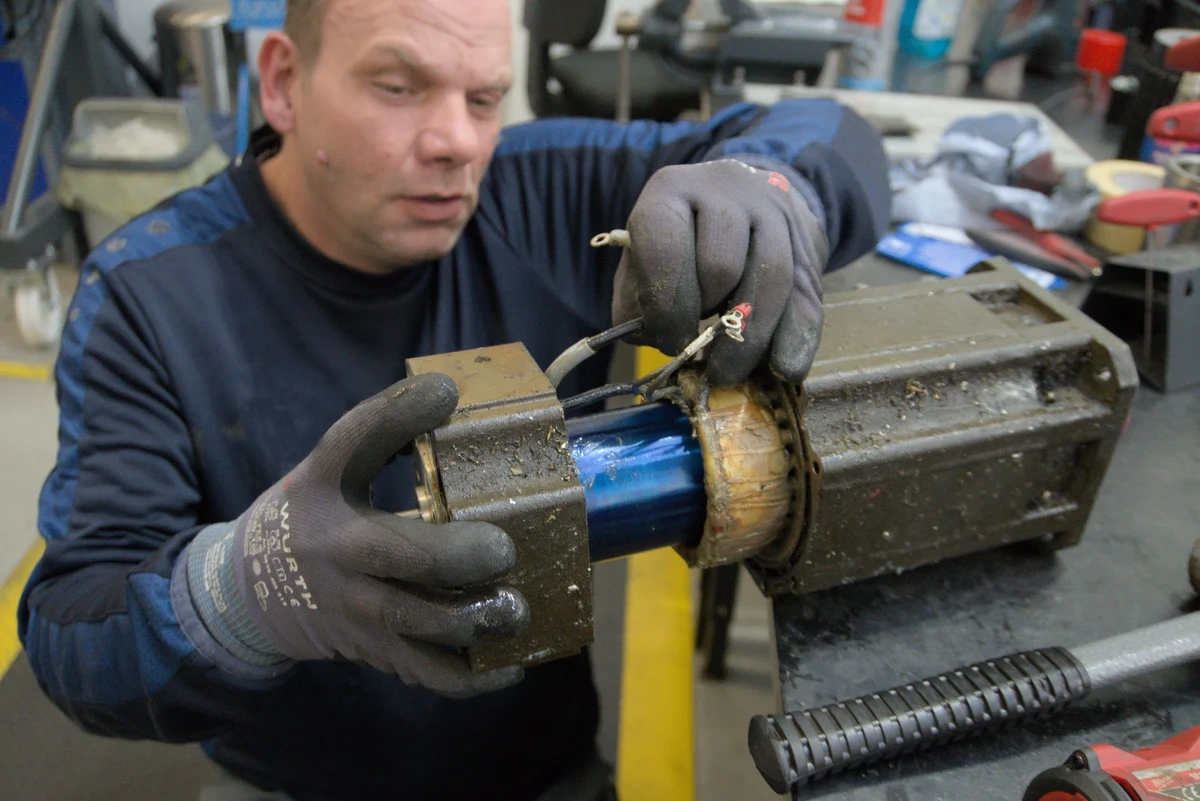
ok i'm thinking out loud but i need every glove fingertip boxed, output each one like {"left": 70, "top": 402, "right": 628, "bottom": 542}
{"left": 398, "top": 372, "right": 459, "bottom": 418}
{"left": 705, "top": 351, "right": 754, "bottom": 388}
{"left": 477, "top": 587, "right": 530, "bottom": 641}
{"left": 439, "top": 665, "right": 524, "bottom": 699}
{"left": 769, "top": 327, "right": 821, "bottom": 384}
{"left": 643, "top": 326, "right": 691, "bottom": 362}
{"left": 431, "top": 521, "right": 517, "bottom": 587}
{"left": 473, "top": 522, "right": 518, "bottom": 575}
{"left": 479, "top": 665, "right": 525, "bottom": 693}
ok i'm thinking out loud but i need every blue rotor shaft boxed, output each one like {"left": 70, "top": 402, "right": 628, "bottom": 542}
{"left": 567, "top": 402, "right": 707, "bottom": 562}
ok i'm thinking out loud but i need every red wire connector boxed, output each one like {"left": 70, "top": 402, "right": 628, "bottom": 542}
{"left": 721, "top": 303, "right": 753, "bottom": 342}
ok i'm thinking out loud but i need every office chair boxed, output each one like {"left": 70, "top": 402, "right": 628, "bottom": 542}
{"left": 524, "top": 0, "right": 703, "bottom": 121}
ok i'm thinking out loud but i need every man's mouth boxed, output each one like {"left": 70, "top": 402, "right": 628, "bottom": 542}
{"left": 398, "top": 194, "right": 468, "bottom": 222}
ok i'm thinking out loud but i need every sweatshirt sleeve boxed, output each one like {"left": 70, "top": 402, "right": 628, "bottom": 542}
{"left": 18, "top": 250, "right": 288, "bottom": 743}
{"left": 475, "top": 99, "right": 889, "bottom": 328}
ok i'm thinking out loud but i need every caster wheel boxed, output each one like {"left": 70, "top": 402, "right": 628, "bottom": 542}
{"left": 14, "top": 272, "right": 64, "bottom": 349}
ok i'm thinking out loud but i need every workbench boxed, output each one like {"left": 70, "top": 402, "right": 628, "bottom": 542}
{"left": 742, "top": 85, "right": 1097, "bottom": 171}
{"left": 768, "top": 255, "right": 1200, "bottom": 800}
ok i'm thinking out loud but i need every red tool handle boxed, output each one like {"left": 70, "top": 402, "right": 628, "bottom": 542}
{"left": 1165, "top": 33, "right": 1200, "bottom": 72}
{"left": 1096, "top": 188, "right": 1200, "bottom": 228}
{"left": 991, "top": 208, "right": 1040, "bottom": 237}
{"left": 991, "top": 209, "right": 1102, "bottom": 272}
{"left": 1145, "top": 101, "right": 1200, "bottom": 141}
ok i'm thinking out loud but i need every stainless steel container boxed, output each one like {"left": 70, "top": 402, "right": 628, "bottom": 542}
{"left": 154, "top": 0, "right": 236, "bottom": 115}
{"left": 1164, "top": 154, "right": 1200, "bottom": 244}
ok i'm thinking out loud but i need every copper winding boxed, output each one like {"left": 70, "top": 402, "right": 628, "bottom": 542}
{"left": 675, "top": 371, "right": 793, "bottom": 568}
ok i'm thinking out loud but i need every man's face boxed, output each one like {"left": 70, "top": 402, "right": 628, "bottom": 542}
{"left": 289, "top": 0, "right": 512, "bottom": 269}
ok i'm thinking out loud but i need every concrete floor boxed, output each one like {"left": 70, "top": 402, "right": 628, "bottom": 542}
{"left": 0, "top": 379, "right": 55, "bottom": 582}
{"left": 694, "top": 572, "right": 777, "bottom": 801}
{"left": 0, "top": 272, "right": 63, "bottom": 582}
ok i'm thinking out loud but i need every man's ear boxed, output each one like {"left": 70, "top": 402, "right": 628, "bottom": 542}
{"left": 259, "top": 31, "right": 303, "bottom": 133}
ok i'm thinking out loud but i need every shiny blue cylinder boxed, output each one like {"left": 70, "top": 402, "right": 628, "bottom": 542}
{"left": 567, "top": 403, "right": 706, "bottom": 562}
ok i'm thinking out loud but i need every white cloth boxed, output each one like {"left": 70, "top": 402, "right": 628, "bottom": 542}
{"left": 890, "top": 113, "right": 1098, "bottom": 232}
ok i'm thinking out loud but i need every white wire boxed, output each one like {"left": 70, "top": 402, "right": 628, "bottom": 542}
{"left": 590, "top": 229, "right": 631, "bottom": 248}
{"left": 545, "top": 339, "right": 597, "bottom": 388}
{"left": 546, "top": 229, "right": 637, "bottom": 388}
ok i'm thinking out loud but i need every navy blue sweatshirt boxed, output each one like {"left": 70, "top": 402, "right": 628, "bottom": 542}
{"left": 18, "top": 100, "right": 887, "bottom": 801}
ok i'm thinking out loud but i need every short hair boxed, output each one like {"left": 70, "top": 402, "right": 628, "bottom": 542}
{"left": 283, "top": 0, "right": 325, "bottom": 63}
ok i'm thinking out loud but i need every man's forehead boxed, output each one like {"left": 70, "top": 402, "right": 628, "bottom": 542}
{"left": 324, "top": 0, "right": 511, "bottom": 49}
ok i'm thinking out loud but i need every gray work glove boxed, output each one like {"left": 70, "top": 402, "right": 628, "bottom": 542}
{"left": 613, "top": 157, "right": 830, "bottom": 386}
{"left": 182, "top": 373, "right": 528, "bottom": 697}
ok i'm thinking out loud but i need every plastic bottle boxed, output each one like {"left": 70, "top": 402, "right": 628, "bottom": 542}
{"left": 898, "top": 0, "right": 965, "bottom": 60}
{"left": 840, "top": 0, "right": 905, "bottom": 91}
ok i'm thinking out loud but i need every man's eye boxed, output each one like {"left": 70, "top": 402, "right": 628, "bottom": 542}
{"left": 470, "top": 96, "right": 501, "bottom": 112}
{"left": 376, "top": 83, "right": 411, "bottom": 96}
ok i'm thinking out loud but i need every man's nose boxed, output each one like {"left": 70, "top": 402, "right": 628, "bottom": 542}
{"left": 415, "top": 92, "right": 481, "bottom": 167}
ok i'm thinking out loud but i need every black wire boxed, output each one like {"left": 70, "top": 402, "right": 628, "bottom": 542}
{"left": 585, "top": 317, "right": 644, "bottom": 351}
{"left": 638, "top": 352, "right": 688, "bottom": 392}
{"left": 546, "top": 316, "right": 644, "bottom": 390}
{"left": 638, "top": 322, "right": 722, "bottom": 393}
{"left": 561, "top": 383, "right": 642, "bottom": 411}
{"left": 98, "top": 7, "right": 163, "bottom": 96}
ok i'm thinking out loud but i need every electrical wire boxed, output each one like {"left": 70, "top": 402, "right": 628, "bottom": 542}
{"left": 560, "top": 380, "right": 683, "bottom": 412}
{"left": 545, "top": 229, "right": 643, "bottom": 388}
{"left": 561, "top": 383, "right": 642, "bottom": 412}
{"left": 558, "top": 319, "right": 728, "bottom": 411}
{"left": 587, "top": 317, "right": 644, "bottom": 350}
{"left": 638, "top": 322, "right": 720, "bottom": 393}
{"left": 556, "top": 227, "right": 753, "bottom": 410}
{"left": 545, "top": 317, "right": 645, "bottom": 388}
{"left": 590, "top": 229, "right": 631, "bottom": 248}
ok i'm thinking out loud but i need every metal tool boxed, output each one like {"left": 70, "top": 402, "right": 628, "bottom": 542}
{"left": 986, "top": 208, "right": 1103, "bottom": 279}
{"left": 1098, "top": 189, "right": 1200, "bottom": 248}
{"left": 968, "top": 227, "right": 1095, "bottom": 282}
{"left": 1116, "top": 29, "right": 1200, "bottom": 162}
{"left": 402, "top": 260, "right": 1136, "bottom": 672}
{"left": 749, "top": 613, "right": 1200, "bottom": 794}
{"left": 1145, "top": 102, "right": 1200, "bottom": 153}
{"left": 1164, "top": 156, "right": 1200, "bottom": 245}
{"left": 1025, "top": 725, "right": 1200, "bottom": 800}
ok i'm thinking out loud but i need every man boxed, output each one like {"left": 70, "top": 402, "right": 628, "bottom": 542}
{"left": 18, "top": 0, "right": 888, "bottom": 798}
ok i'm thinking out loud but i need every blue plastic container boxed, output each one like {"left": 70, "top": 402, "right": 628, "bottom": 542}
{"left": 898, "top": 0, "right": 965, "bottom": 60}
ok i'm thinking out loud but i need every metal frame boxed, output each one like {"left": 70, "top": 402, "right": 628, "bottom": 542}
{"left": 1083, "top": 244, "right": 1200, "bottom": 392}
{"left": 2, "top": 0, "right": 77, "bottom": 245}
{"left": 2, "top": 0, "right": 159, "bottom": 270}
